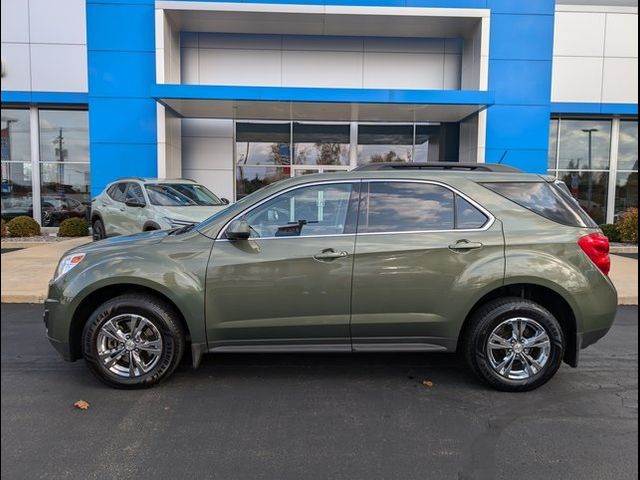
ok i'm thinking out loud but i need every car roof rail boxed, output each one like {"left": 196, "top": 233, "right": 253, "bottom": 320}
{"left": 113, "top": 176, "right": 147, "bottom": 182}
{"left": 352, "top": 162, "right": 522, "bottom": 173}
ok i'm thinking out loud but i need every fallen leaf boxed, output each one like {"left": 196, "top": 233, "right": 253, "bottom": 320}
{"left": 73, "top": 400, "right": 90, "bottom": 410}
{"left": 422, "top": 380, "right": 434, "bottom": 388}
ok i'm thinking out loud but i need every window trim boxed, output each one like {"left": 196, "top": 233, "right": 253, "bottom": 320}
{"left": 216, "top": 178, "right": 495, "bottom": 240}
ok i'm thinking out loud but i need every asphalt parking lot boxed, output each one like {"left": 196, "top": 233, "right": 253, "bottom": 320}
{"left": 1, "top": 304, "right": 637, "bottom": 480}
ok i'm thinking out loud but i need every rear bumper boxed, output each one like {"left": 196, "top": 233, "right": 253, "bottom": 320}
{"left": 579, "top": 326, "right": 612, "bottom": 350}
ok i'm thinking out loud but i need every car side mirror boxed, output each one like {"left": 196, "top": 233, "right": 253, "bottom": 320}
{"left": 221, "top": 198, "right": 230, "bottom": 205}
{"left": 125, "top": 199, "right": 145, "bottom": 208}
{"left": 226, "top": 219, "right": 251, "bottom": 240}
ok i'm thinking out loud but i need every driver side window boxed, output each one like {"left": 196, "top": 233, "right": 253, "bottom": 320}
{"left": 244, "top": 183, "right": 356, "bottom": 238}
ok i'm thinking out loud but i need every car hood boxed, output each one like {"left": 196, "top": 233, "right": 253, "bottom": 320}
{"left": 67, "top": 229, "right": 169, "bottom": 255}
{"left": 154, "top": 205, "right": 227, "bottom": 222}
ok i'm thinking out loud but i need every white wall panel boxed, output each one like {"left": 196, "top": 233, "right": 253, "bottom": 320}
{"left": 1, "top": 0, "right": 29, "bottom": 43}
{"left": 363, "top": 52, "right": 445, "bottom": 89}
{"left": 183, "top": 118, "right": 233, "bottom": 137}
{"left": 0, "top": 43, "right": 31, "bottom": 90}
{"left": 551, "top": 56, "right": 603, "bottom": 102}
{"left": 30, "top": 44, "right": 87, "bottom": 92}
{"left": 602, "top": 57, "right": 638, "bottom": 103}
{"left": 554, "top": 12, "right": 605, "bottom": 57}
{"left": 604, "top": 13, "right": 638, "bottom": 57}
{"left": 184, "top": 33, "right": 462, "bottom": 91}
{"left": 198, "top": 48, "right": 282, "bottom": 86}
{"left": 282, "top": 50, "right": 362, "bottom": 88}
{"left": 182, "top": 136, "right": 234, "bottom": 170}
{"left": 29, "top": 0, "right": 86, "bottom": 45}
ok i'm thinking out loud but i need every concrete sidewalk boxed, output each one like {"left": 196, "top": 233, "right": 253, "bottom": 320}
{"left": 1, "top": 237, "right": 90, "bottom": 303}
{"left": 1, "top": 238, "right": 638, "bottom": 304}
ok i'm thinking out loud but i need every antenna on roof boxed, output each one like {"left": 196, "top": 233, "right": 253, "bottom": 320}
{"left": 497, "top": 150, "right": 509, "bottom": 164}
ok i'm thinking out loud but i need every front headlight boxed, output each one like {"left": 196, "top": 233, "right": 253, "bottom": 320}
{"left": 54, "top": 253, "right": 86, "bottom": 281}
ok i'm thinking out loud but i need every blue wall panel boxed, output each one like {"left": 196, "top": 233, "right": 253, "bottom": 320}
{"left": 87, "top": 0, "right": 157, "bottom": 196}
{"left": 484, "top": 0, "right": 555, "bottom": 174}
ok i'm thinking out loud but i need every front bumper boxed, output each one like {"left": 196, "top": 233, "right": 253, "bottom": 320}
{"left": 44, "top": 297, "right": 75, "bottom": 362}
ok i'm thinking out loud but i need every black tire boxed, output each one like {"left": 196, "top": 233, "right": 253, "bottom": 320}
{"left": 463, "top": 297, "right": 564, "bottom": 392}
{"left": 81, "top": 294, "right": 185, "bottom": 389}
{"left": 92, "top": 218, "right": 106, "bottom": 241}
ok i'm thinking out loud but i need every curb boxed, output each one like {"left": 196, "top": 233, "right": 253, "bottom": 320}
{"left": 610, "top": 245, "right": 638, "bottom": 254}
{"left": 618, "top": 296, "right": 639, "bottom": 306}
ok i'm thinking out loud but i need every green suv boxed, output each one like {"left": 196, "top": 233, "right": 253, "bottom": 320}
{"left": 44, "top": 167, "right": 617, "bottom": 391}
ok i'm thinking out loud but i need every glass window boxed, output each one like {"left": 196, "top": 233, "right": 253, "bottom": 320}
{"left": 145, "top": 183, "right": 223, "bottom": 206}
{"left": 414, "top": 124, "right": 440, "bottom": 163}
{"left": 108, "top": 183, "right": 127, "bottom": 202}
{"left": 293, "top": 123, "right": 349, "bottom": 166}
{"left": 456, "top": 196, "right": 488, "bottom": 229}
{"left": 557, "top": 119, "right": 611, "bottom": 170}
{"left": 357, "top": 125, "right": 413, "bottom": 165}
{"left": 617, "top": 120, "right": 638, "bottom": 171}
{"left": 39, "top": 162, "right": 90, "bottom": 226}
{"left": 242, "top": 183, "right": 355, "bottom": 238}
{"left": 615, "top": 171, "right": 638, "bottom": 219}
{"left": 548, "top": 118, "right": 559, "bottom": 170}
{"left": 1, "top": 162, "right": 33, "bottom": 222}
{"left": 483, "top": 181, "right": 599, "bottom": 227}
{"left": 236, "top": 122, "right": 290, "bottom": 166}
{"left": 39, "top": 110, "right": 89, "bottom": 163}
{"left": 358, "top": 182, "right": 454, "bottom": 233}
{"left": 236, "top": 166, "right": 289, "bottom": 199}
{"left": 1, "top": 109, "right": 31, "bottom": 163}
{"left": 126, "top": 183, "right": 145, "bottom": 204}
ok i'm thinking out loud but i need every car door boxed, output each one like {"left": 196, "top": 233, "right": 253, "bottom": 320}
{"left": 205, "top": 181, "right": 360, "bottom": 350}
{"left": 350, "top": 180, "right": 505, "bottom": 351}
{"left": 99, "top": 182, "right": 129, "bottom": 236}
{"left": 121, "top": 182, "right": 147, "bottom": 233}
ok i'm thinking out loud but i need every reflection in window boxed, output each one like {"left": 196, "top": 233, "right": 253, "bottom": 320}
{"left": 359, "top": 182, "right": 455, "bottom": 233}
{"left": 236, "top": 166, "right": 289, "bottom": 198}
{"left": 414, "top": 124, "right": 440, "bottom": 163}
{"left": 40, "top": 163, "right": 90, "bottom": 226}
{"left": 1, "top": 109, "right": 31, "bottom": 163}
{"left": 236, "top": 123, "right": 290, "bottom": 166}
{"left": 244, "top": 183, "right": 354, "bottom": 238}
{"left": 357, "top": 125, "right": 413, "bottom": 165}
{"left": 615, "top": 171, "right": 638, "bottom": 219}
{"left": 456, "top": 196, "right": 488, "bottom": 229}
{"left": 293, "top": 123, "right": 349, "bottom": 166}
{"left": 557, "top": 119, "right": 611, "bottom": 170}
{"left": 558, "top": 171, "right": 609, "bottom": 224}
{"left": 1, "top": 162, "right": 33, "bottom": 222}
{"left": 617, "top": 121, "right": 638, "bottom": 171}
{"left": 39, "top": 110, "right": 89, "bottom": 163}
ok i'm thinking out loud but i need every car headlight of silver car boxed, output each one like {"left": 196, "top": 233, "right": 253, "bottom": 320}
{"left": 54, "top": 253, "right": 86, "bottom": 281}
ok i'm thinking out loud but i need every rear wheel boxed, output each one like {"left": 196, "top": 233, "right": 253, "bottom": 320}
{"left": 92, "top": 218, "right": 106, "bottom": 241}
{"left": 82, "top": 294, "right": 185, "bottom": 389}
{"left": 463, "top": 297, "right": 564, "bottom": 392}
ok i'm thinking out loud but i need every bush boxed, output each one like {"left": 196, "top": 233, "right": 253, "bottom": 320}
{"left": 7, "top": 216, "right": 41, "bottom": 237}
{"left": 58, "top": 217, "right": 89, "bottom": 237}
{"left": 1, "top": 219, "right": 7, "bottom": 238}
{"left": 617, "top": 207, "right": 638, "bottom": 244}
{"left": 599, "top": 223, "right": 621, "bottom": 243}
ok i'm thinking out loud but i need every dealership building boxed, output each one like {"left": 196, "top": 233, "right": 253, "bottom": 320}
{"left": 1, "top": 0, "right": 637, "bottom": 226}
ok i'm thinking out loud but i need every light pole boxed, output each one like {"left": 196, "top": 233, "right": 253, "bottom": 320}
{"left": 581, "top": 128, "right": 598, "bottom": 211}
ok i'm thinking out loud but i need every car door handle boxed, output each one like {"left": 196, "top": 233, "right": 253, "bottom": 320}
{"left": 448, "top": 240, "right": 483, "bottom": 252}
{"left": 313, "top": 249, "right": 349, "bottom": 261}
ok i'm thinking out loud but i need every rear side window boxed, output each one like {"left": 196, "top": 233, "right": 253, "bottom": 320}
{"left": 482, "top": 181, "right": 597, "bottom": 227}
{"left": 107, "top": 183, "right": 127, "bottom": 202}
{"left": 359, "top": 182, "right": 455, "bottom": 233}
{"left": 456, "top": 196, "right": 489, "bottom": 229}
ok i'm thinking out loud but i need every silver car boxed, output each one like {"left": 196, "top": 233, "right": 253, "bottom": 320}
{"left": 90, "top": 177, "right": 229, "bottom": 240}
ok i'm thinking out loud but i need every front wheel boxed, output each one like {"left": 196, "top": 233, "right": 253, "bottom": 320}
{"left": 82, "top": 294, "right": 185, "bottom": 388}
{"left": 463, "top": 297, "right": 565, "bottom": 392}
{"left": 92, "top": 218, "right": 106, "bottom": 241}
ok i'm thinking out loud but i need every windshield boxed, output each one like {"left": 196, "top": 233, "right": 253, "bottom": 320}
{"left": 145, "top": 184, "right": 224, "bottom": 207}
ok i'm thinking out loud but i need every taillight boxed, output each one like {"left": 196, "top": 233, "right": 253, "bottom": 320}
{"left": 578, "top": 232, "right": 610, "bottom": 275}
